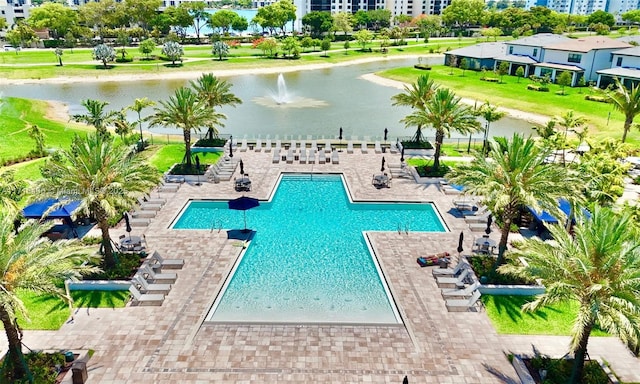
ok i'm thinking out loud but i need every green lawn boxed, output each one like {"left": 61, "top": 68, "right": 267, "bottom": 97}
{"left": 483, "top": 295, "right": 608, "bottom": 336}
{"left": 12, "top": 289, "right": 129, "bottom": 330}
{"left": 146, "top": 144, "right": 223, "bottom": 173}
{"left": 378, "top": 66, "right": 640, "bottom": 146}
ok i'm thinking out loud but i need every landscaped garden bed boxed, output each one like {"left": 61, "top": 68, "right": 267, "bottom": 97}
{"left": 520, "top": 355, "right": 614, "bottom": 384}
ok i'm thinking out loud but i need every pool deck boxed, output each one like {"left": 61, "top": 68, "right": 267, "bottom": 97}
{"left": 10, "top": 149, "right": 640, "bottom": 383}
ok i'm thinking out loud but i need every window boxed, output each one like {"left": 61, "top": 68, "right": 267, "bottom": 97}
{"left": 617, "top": 57, "right": 623, "bottom": 66}
{"left": 568, "top": 53, "right": 582, "bottom": 63}
{"left": 509, "top": 46, "right": 513, "bottom": 54}
{"left": 533, "top": 48, "right": 538, "bottom": 56}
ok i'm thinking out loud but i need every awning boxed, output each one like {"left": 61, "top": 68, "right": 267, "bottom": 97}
{"left": 22, "top": 199, "right": 81, "bottom": 219}
{"left": 528, "top": 199, "right": 590, "bottom": 224}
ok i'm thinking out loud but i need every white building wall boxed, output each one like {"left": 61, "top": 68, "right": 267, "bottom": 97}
{"left": 0, "top": 0, "right": 31, "bottom": 27}
{"left": 612, "top": 53, "right": 640, "bottom": 69}
{"left": 507, "top": 44, "right": 543, "bottom": 59}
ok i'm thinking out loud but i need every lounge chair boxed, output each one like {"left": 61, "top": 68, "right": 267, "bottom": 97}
{"left": 469, "top": 223, "right": 487, "bottom": 232}
{"left": 374, "top": 141, "right": 382, "bottom": 154}
{"left": 324, "top": 139, "right": 332, "bottom": 153}
{"left": 158, "top": 183, "right": 180, "bottom": 193}
{"left": 308, "top": 148, "right": 316, "bottom": 164}
{"left": 132, "top": 275, "right": 171, "bottom": 295}
{"left": 310, "top": 140, "right": 318, "bottom": 152}
{"left": 441, "top": 280, "right": 481, "bottom": 299}
{"left": 149, "top": 251, "right": 184, "bottom": 270}
{"left": 331, "top": 150, "right": 339, "bottom": 164}
{"left": 318, "top": 151, "right": 326, "bottom": 164}
{"left": 290, "top": 140, "right": 297, "bottom": 152}
{"left": 272, "top": 149, "right": 280, "bottom": 164}
{"left": 299, "top": 148, "right": 307, "bottom": 164}
{"left": 389, "top": 143, "right": 399, "bottom": 154}
{"left": 275, "top": 140, "right": 282, "bottom": 152}
{"left": 239, "top": 139, "right": 248, "bottom": 152}
{"left": 432, "top": 259, "right": 467, "bottom": 277}
{"left": 142, "top": 264, "right": 177, "bottom": 284}
{"left": 436, "top": 268, "right": 471, "bottom": 289}
{"left": 254, "top": 139, "right": 263, "bottom": 152}
{"left": 445, "top": 290, "right": 482, "bottom": 312}
{"left": 130, "top": 218, "right": 150, "bottom": 227}
{"left": 361, "top": 141, "right": 368, "bottom": 154}
{"left": 300, "top": 140, "right": 306, "bottom": 150}
{"left": 347, "top": 141, "right": 354, "bottom": 154}
{"left": 286, "top": 148, "right": 294, "bottom": 164}
{"left": 265, "top": 139, "right": 272, "bottom": 153}
{"left": 465, "top": 212, "right": 491, "bottom": 223}
{"left": 128, "top": 285, "right": 164, "bottom": 306}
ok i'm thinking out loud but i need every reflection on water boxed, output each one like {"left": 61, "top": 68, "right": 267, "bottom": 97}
{"left": 0, "top": 57, "right": 535, "bottom": 140}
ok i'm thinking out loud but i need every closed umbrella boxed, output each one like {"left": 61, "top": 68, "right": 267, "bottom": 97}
{"left": 384, "top": 128, "right": 388, "bottom": 142}
{"left": 339, "top": 127, "right": 343, "bottom": 141}
{"left": 403, "top": 376, "right": 409, "bottom": 384}
{"left": 195, "top": 155, "right": 202, "bottom": 186}
{"left": 485, "top": 214, "right": 493, "bottom": 235}
{"left": 381, "top": 156, "right": 386, "bottom": 172}
{"left": 229, "top": 135, "right": 234, "bottom": 158}
{"left": 400, "top": 147, "right": 405, "bottom": 163}
{"left": 240, "top": 159, "right": 244, "bottom": 176}
{"left": 457, "top": 231, "right": 464, "bottom": 254}
{"left": 124, "top": 212, "right": 132, "bottom": 239}
{"left": 228, "top": 196, "right": 260, "bottom": 231}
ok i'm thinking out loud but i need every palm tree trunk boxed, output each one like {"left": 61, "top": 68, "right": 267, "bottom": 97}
{"left": 94, "top": 207, "right": 115, "bottom": 269}
{"left": 493, "top": 218, "right": 511, "bottom": 270}
{"left": 0, "top": 307, "right": 30, "bottom": 382}
{"left": 433, "top": 130, "right": 445, "bottom": 170}
{"left": 622, "top": 118, "right": 632, "bottom": 143}
{"left": 184, "top": 129, "right": 192, "bottom": 167}
{"left": 569, "top": 322, "right": 593, "bottom": 384}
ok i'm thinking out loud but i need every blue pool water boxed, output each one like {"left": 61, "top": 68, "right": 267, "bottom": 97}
{"left": 172, "top": 174, "right": 446, "bottom": 324}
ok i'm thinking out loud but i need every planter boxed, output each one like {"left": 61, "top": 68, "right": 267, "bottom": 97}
{"left": 66, "top": 279, "right": 130, "bottom": 291}
{"left": 479, "top": 284, "right": 545, "bottom": 296}
{"left": 165, "top": 163, "right": 207, "bottom": 183}
{"left": 191, "top": 145, "right": 225, "bottom": 153}
{"left": 403, "top": 148, "right": 435, "bottom": 157}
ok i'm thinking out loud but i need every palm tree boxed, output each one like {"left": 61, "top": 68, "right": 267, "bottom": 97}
{"left": 148, "top": 87, "right": 219, "bottom": 168}
{"left": 128, "top": 97, "right": 155, "bottom": 151}
{"left": 71, "top": 99, "right": 118, "bottom": 137}
{"left": 33, "top": 134, "right": 160, "bottom": 269}
{"left": 556, "top": 110, "right": 586, "bottom": 166}
{"left": 499, "top": 207, "right": 640, "bottom": 384}
{"left": 113, "top": 109, "right": 133, "bottom": 142}
{"left": 446, "top": 134, "right": 581, "bottom": 266}
{"left": 189, "top": 73, "right": 241, "bottom": 140}
{"left": 402, "top": 87, "right": 480, "bottom": 170}
{"left": 391, "top": 73, "right": 438, "bottom": 144}
{"left": 0, "top": 170, "right": 27, "bottom": 216}
{"left": 479, "top": 101, "right": 506, "bottom": 155}
{"left": 608, "top": 79, "right": 640, "bottom": 143}
{"left": 0, "top": 211, "right": 100, "bottom": 383}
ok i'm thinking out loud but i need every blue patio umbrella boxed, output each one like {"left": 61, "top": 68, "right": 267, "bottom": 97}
{"left": 228, "top": 196, "right": 260, "bottom": 231}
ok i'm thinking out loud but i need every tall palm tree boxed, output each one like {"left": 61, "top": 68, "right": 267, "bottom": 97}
{"left": 446, "top": 134, "right": 581, "bottom": 266}
{"left": 71, "top": 99, "right": 118, "bottom": 137}
{"left": 0, "top": 211, "right": 99, "bottom": 383}
{"left": 190, "top": 73, "right": 242, "bottom": 140}
{"left": 479, "top": 101, "right": 506, "bottom": 155}
{"left": 128, "top": 97, "right": 155, "bottom": 150}
{"left": 33, "top": 134, "right": 160, "bottom": 269}
{"left": 148, "top": 87, "right": 220, "bottom": 168}
{"left": 608, "top": 79, "right": 640, "bottom": 143}
{"left": 391, "top": 73, "right": 438, "bottom": 144}
{"left": 556, "top": 110, "right": 586, "bottom": 166}
{"left": 402, "top": 87, "right": 480, "bottom": 170}
{"left": 500, "top": 207, "right": 640, "bottom": 384}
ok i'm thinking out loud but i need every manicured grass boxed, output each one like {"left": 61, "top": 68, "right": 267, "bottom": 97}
{"left": 0, "top": 97, "right": 91, "bottom": 162}
{"left": 378, "top": 65, "right": 640, "bottom": 146}
{"left": 146, "top": 144, "right": 223, "bottom": 173}
{"left": 11, "top": 289, "right": 129, "bottom": 330}
{"left": 482, "top": 295, "right": 608, "bottom": 336}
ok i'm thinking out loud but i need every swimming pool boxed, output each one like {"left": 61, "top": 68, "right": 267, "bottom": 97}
{"left": 173, "top": 174, "right": 447, "bottom": 324}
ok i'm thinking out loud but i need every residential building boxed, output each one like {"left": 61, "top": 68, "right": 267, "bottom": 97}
{"left": 444, "top": 42, "right": 506, "bottom": 71}
{"left": 496, "top": 33, "right": 570, "bottom": 77}
{"left": 0, "top": 0, "right": 31, "bottom": 28}
{"left": 596, "top": 46, "right": 640, "bottom": 87}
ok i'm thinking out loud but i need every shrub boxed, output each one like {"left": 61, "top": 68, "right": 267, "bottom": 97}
{"left": 526, "top": 355, "right": 610, "bottom": 384}
{"left": 527, "top": 84, "right": 549, "bottom": 92}
{"left": 401, "top": 140, "right": 433, "bottom": 149}
{"left": 86, "top": 252, "right": 143, "bottom": 280}
{"left": 414, "top": 64, "right": 432, "bottom": 70}
{"left": 467, "top": 255, "right": 535, "bottom": 285}
{"left": 415, "top": 164, "right": 449, "bottom": 177}
{"left": 81, "top": 236, "right": 102, "bottom": 246}
{"left": 193, "top": 137, "right": 226, "bottom": 147}
{"left": 115, "top": 57, "right": 134, "bottom": 63}
{"left": 481, "top": 77, "right": 499, "bottom": 82}
{"left": 584, "top": 94, "right": 611, "bottom": 103}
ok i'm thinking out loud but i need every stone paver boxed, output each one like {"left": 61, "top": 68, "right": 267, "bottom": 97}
{"left": 10, "top": 149, "right": 640, "bottom": 383}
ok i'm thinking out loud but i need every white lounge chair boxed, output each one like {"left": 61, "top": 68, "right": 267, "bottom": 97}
{"left": 239, "top": 139, "right": 248, "bottom": 152}
{"left": 132, "top": 275, "right": 171, "bottom": 295}
{"left": 286, "top": 148, "right": 294, "bottom": 163}
{"left": 128, "top": 285, "right": 164, "bottom": 306}
{"left": 272, "top": 148, "right": 280, "bottom": 164}
{"left": 300, "top": 140, "right": 306, "bottom": 150}
{"left": 432, "top": 259, "right": 468, "bottom": 277}
{"left": 331, "top": 150, "right": 339, "bottom": 164}
{"left": 445, "top": 290, "right": 482, "bottom": 312}
{"left": 361, "top": 141, "right": 368, "bottom": 154}
{"left": 149, "top": 251, "right": 184, "bottom": 270}
{"left": 142, "top": 264, "right": 177, "bottom": 284}
{"left": 441, "top": 281, "right": 481, "bottom": 299}
{"left": 436, "top": 268, "right": 471, "bottom": 289}
{"left": 264, "top": 139, "right": 272, "bottom": 153}
{"left": 324, "top": 139, "right": 332, "bottom": 153}
{"left": 308, "top": 148, "right": 316, "bottom": 164}
{"left": 374, "top": 141, "right": 382, "bottom": 154}
{"left": 275, "top": 140, "right": 282, "bottom": 151}
{"left": 310, "top": 140, "right": 318, "bottom": 152}
{"left": 318, "top": 151, "right": 326, "bottom": 164}
{"left": 290, "top": 140, "right": 297, "bottom": 152}
{"left": 254, "top": 139, "right": 263, "bottom": 152}
{"left": 347, "top": 141, "right": 354, "bottom": 154}
{"left": 299, "top": 148, "right": 307, "bottom": 164}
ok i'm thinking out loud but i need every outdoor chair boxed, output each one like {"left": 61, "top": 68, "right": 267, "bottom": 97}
{"left": 436, "top": 268, "right": 471, "bottom": 289}
{"left": 254, "top": 139, "right": 262, "bottom": 152}
{"left": 132, "top": 274, "right": 171, "bottom": 295}
{"left": 286, "top": 148, "right": 294, "bottom": 164}
{"left": 128, "top": 285, "right": 164, "bottom": 306}
{"left": 239, "top": 139, "right": 248, "bottom": 152}
{"left": 264, "top": 139, "right": 272, "bottom": 153}
{"left": 324, "top": 139, "right": 332, "bottom": 153}
{"left": 141, "top": 264, "right": 177, "bottom": 284}
{"left": 347, "top": 141, "right": 354, "bottom": 154}
{"left": 272, "top": 148, "right": 280, "bottom": 164}
{"left": 374, "top": 141, "right": 382, "bottom": 154}
{"left": 149, "top": 251, "right": 184, "bottom": 270}
{"left": 310, "top": 140, "right": 318, "bottom": 152}
{"left": 331, "top": 150, "right": 339, "bottom": 164}
{"left": 300, "top": 149, "right": 307, "bottom": 164}
{"left": 318, "top": 152, "right": 326, "bottom": 164}
{"left": 361, "top": 141, "right": 368, "bottom": 154}
{"left": 432, "top": 257, "right": 465, "bottom": 277}
{"left": 308, "top": 149, "right": 316, "bottom": 164}
{"left": 445, "top": 290, "right": 482, "bottom": 312}
{"left": 441, "top": 280, "right": 481, "bottom": 299}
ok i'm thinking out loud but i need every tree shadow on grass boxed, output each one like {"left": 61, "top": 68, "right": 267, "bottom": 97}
{"left": 483, "top": 295, "right": 562, "bottom": 323}
{"left": 71, "top": 290, "right": 129, "bottom": 309}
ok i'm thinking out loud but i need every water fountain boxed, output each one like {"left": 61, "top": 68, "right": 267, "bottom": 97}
{"left": 274, "top": 73, "right": 290, "bottom": 104}
{"left": 253, "top": 73, "right": 328, "bottom": 109}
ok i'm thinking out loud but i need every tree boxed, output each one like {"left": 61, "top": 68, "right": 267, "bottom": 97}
{"left": 231, "top": 16, "right": 249, "bottom": 33}
{"left": 34, "top": 134, "right": 160, "bottom": 270}
{"left": 414, "top": 14, "right": 441, "bottom": 40}
{"left": 186, "top": 1, "right": 208, "bottom": 42}
{"left": 256, "top": 37, "right": 278, "bottom": 57}
{"left": 459, "top": 58, "right": 469, "bottom": 76}
{"left": 165, "top": 5, "right": 193, "bottom": 40}
{"left": 446, "top": 133, "right": 580, "bottom": 267}
{"left": 116, "top": 31, "right": 129, "bottom": 61}
{"left": 63, "top": 31, "right": 76, "bottom": 52}
{"left": 607, "top": 79, "right": 640, "bottom": 143}
{"left": 54, "top": 47, "right": 64, "bottom": 66}
{"left": 128, "top": 97, "right": 155, "bottom": 151}
{"left": 209, "top": 9, "right": 240, "bottom": 34}
{"left": 0, "top": 170, "right": 26, "bottom": 216}
{"left": 253, "top": 0, "right": 296, "bottom": 35}
{"left": 113, "top": 110, "right": 133, "bottom": 141}
{"left": 27, "top": 2, "right": 78, "bottom": 39}
{"left": 343, "top": 40, "right": 350, "bottom": 54}
{"left": 587, "top": 9, "right": 615, "bottom": 27}
{"left": 139, "top": 38, "right": 156, "bottom": 59}
{"left": 162, "top": 41, "right": 184, "bottom": 65}
{"left": 367, "top": 9, "right": 392, "bottom": 30}
{"left": 190, "top": 73, "right": 241, "bottom": 140}
{"left": 515, "top": 66, "right": 524, "bottom": 82}
{"left": 0, "top": 17, "right": 6, "bottom": 31}
{"left": 480, "top": 27, "right": 502, "bottom": 41}
{"left": 333, "top": 12, "right": 353, "bottom": 36}
{"left": 93, "top": 43, "right": 116, "bottom": 69}
{"left": 402, "top": 87, "right": 480, "bottom": 170}
{"left": 576, "top": 140, "right": 629, "bottom": 205}
{"left": 212, "top": 40, "right": 229, "bottom": 61}
{"left": 352, "top": 10, "right": 370, "bottom": 30}
{"left": 0, "top": 211, "right": 99, "bottom": 383}
{"left": 442, "top": 0, "right": 486, "bottom": 28}
{"left": 72, "top": 99, "right": 118, "bottom": 137}
{"left": 124, "top": 0, "right": 162, "bottom": 33}
{"left": 391, "top": 74, "right": 438, "bottom": 144}
{"left": 622, "top": 9, "right": 640, "bottom": 25}
{"left": 302, "top": 11, "right": 333, "bottom": 37}
{"left": 320, "top": 38, "right": 331, "bottom": 56}
{"left": 500, "top": 206, "right": 640, "bottom": 384}
{"left": 556, "top": 110, "right": 586, "bottom": 166}
{"left": 28, "top": 124, "right": 45, "bottom": 157}
{"left": 479, "top": 101, "right": 506, "bottom": 154}
{"left": 281, "top": 36, "right": 300, "bottom": 58}
{"left": 497, "top": 61, "right": 509, "bottom": 82}
{"left": 353, "top": 29, "right": 373, "bottom": 51}
{"left": 5, "top": 21, "right": 37, "bottom": 53}
{"left": 148, "top": 87, "right": 219, "bottom": 168}
{"left": 300, "top": 36, "right": 313, "bottom": 52}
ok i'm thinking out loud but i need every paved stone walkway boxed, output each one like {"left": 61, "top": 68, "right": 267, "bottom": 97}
{"left": 10, "top": 149, "right": 640, "bottom": 383}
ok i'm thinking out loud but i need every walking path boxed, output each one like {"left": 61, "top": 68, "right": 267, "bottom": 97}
{"left": 6, "top": 148, "right": 639, "bottom": 383}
